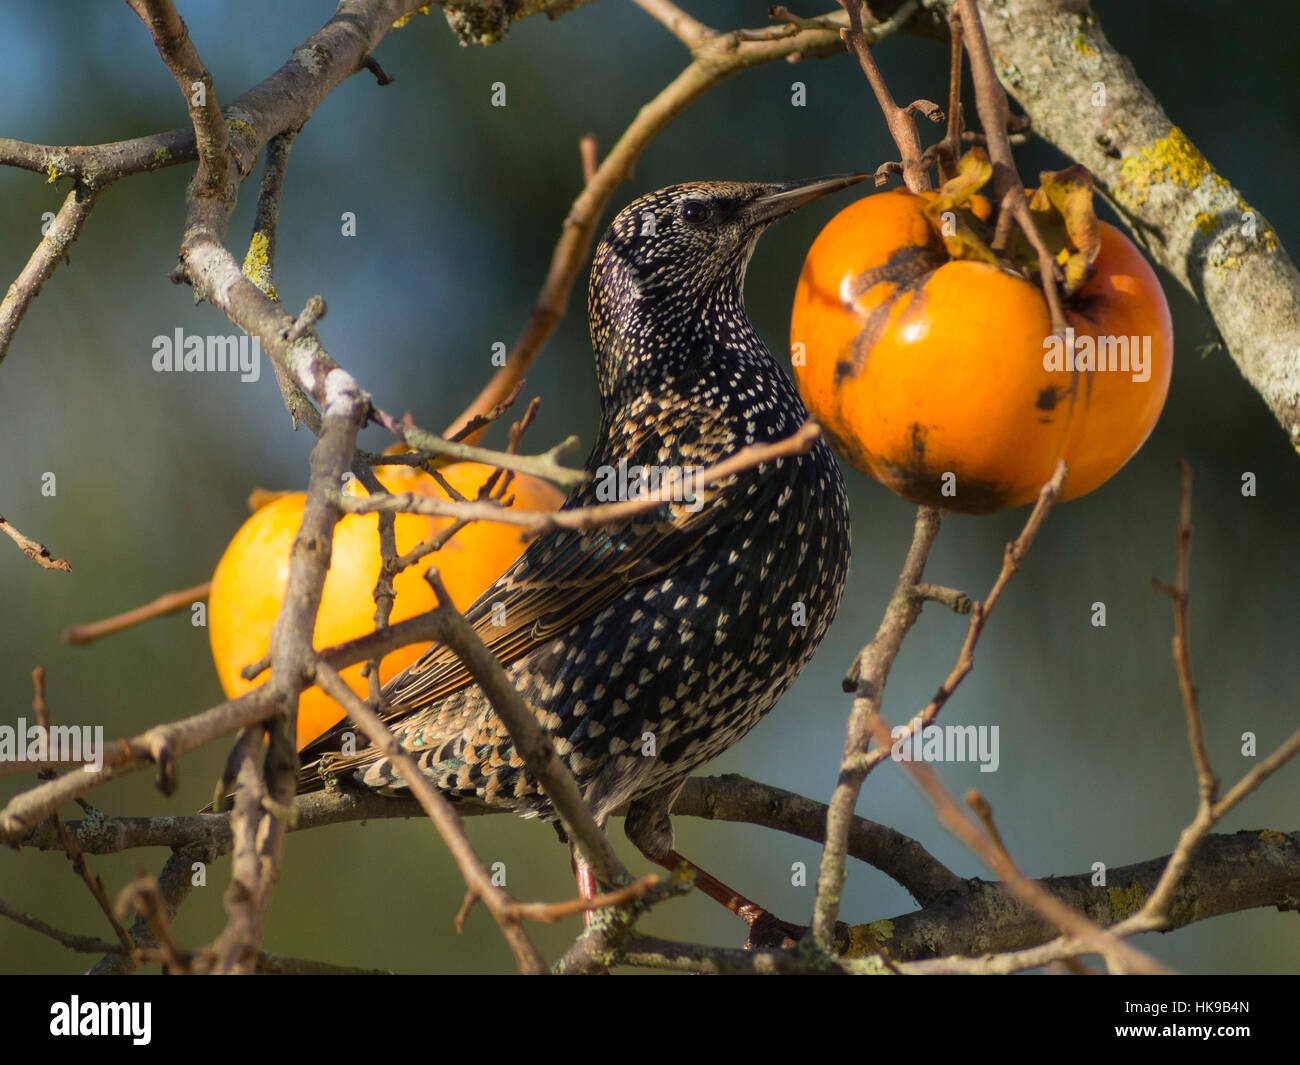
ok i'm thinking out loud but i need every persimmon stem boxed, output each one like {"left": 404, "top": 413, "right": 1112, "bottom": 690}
{"left": 936, "top": 9, "right": 964, "bottom": 182}
{"left": 839, "top": 0, "right": 933, "bottom": 194}
{"left": 956, "top": 0, "right": 1068, "bottom": 338}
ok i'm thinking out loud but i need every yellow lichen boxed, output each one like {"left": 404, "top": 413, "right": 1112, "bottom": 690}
{"left": 1258, "top": 829, "right": 1288, "bottom": 845}
{"left": 242, "top": 230, "right": 278, "bottom": 301}
{"left": 1073, "top": 33, "right": 1099, "bottom": 58}
{"left": 1118, "top": 128, "right": 1225, "bottom": 205}
{"left": 1107, "top": 881, "right": 1147, "bottom": 918}
{"left": 867, "top": 918, "right": 894, "bottom": 939}
{"left": 1195, "top": 211, "right": 1218, "bottom": 236}
{"left": 844, "top": 919, "right": 894, "bottom": 958}
{"left": 225, "top": 118, "right": 256, "bottom": 144}
{"left": 46, "top": 163, "right": 61, "bottom": 184}
{"left": 393, "top": 4, "right": 430, "bottom": 29}
{"left": 153, "top": 145, "right": 171, "bottom": 166}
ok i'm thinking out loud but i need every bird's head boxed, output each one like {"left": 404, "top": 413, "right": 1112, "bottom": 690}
{"left": 588, "top": 175, "right": 866, "bottom": 402}
{"left": 592, "top": 176, "right": 867, "bottom": 303}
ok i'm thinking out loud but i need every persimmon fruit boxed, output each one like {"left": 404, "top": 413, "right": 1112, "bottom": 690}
{"left": 790, "top": 174, "right": 1172, "bottom": 514}
{"left": 208, "top": 461, "right": 564, "bottom": 749}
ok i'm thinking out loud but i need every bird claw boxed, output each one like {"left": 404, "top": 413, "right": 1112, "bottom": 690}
{"left": 740, "top": 907, "right": 807, "bottom": 951}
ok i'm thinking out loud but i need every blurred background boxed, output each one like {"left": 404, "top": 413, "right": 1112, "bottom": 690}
{"left": 0, "top": 0, "right": 1295, "bottom": 974}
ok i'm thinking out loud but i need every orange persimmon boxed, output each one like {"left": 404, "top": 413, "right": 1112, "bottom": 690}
{"left": 790, "top": 173, "right": 1172, "bottom": 514}
{"left": 208, "top": 461, "right": 564, "bottom": 748}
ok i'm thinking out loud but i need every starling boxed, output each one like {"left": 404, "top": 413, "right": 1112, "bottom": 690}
{"left": 299, "top": 176, "right": 861, "bottom": 926}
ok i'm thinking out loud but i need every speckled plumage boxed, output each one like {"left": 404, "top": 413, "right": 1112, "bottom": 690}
{"left": 298, "top": 178, "right": 857, "bottom": 866}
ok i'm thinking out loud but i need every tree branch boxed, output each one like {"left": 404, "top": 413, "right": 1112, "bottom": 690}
{"left": 0, "top": 184, "right": 100, "bottom": 367}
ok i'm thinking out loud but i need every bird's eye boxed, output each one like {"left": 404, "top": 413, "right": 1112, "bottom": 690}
{"left": 680, "top": 200, "right": 711, "bottom": 225}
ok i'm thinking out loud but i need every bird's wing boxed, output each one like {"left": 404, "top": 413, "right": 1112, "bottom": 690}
{"left": 296, "top": 401, "right": 790, "bottom": 774}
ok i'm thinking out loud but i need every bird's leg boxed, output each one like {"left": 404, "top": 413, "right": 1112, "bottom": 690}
{"left": 570, "top": 846, "right": 614, "bottom": 974}
{"left": 625, "top": 786, "right": 804, "bottom": 949}
{"left": 646, "top": 849, "right": 804, "bottom": 949}
{"left": 570, "top": 850, "right": 600, "bottom": 928}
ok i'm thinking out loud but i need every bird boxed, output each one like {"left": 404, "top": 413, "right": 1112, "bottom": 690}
{"left": 297, "top": 175, "right": 862, "bottom": 932}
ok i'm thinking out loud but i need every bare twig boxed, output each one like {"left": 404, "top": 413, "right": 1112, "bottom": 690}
{"left": 504, "top": 874, "right": 660, "bottom": 925}
{"left": 0, "top": 184, "right": 100, "bottom": 367}
{"left": 955, "top": 0, "right": 1067, "bottom": 335}
{"left": 124, "top": 0, "right": 230, "bottom": 200}
{"left": 311, "top": 659, "right": 548, "bottom": 973}
{"left": 0, "top": 898, "right": 122, "bottom": 956}
{"left": 245, "top": 128, "right": 299, "bottom": 300}
{"left": 630, "top": 0, "right": 714, "bottom": 48}
{"left": 62, "top": 582, "right": 210, "bottom": 645}
{"left": 578, "top": 133, "right": 598, "bottom": 184}
{"left": 933, "top": 7, "right": 964, "bottom": 181}
{"left": 0, "top": 513, "right": 72, "bottom": 572}
{"left": 814, "top": 462, "right": 1068, "bottom": 945}
{"left": 1109, "top": 463, "right": 1300, "bottom": 939}
{"left": 30, "top": 670, "right": 137, "bottom": 957}
{"left": 839, "top": 0, "right": 932, "bottom": 194}
{"left": 116, "top": 878, "right": 190, "bottom": 972}
{"left": 1150, "top": 462, "right": 1216, "bottom": 802}
{"left": 812, "top": 505, "right": 944, "bottom": 943}
{"left": 666, "top": 774, "right": 962, "bottom": 905}
{"left": 419, "top": 570, "right": 630, "bottom": 891}
{"left": 381, "top": 426, "right": 585, "bottom": 490}
{"left": 883, "top": 730, "right": 1169, "bottom": 974}
{"left": 345, "top": 422, "right": 821, "bottom": 534}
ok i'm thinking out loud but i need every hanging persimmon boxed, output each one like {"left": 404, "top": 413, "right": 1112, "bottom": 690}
{"left": 789, "top": 149, "right": 1172, "bottom": 514}
{"left": 208, "top": 460, "right": 564, "bottom": 749}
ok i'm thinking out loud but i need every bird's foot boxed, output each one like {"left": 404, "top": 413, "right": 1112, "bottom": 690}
{"left": 737, "top": 905, "right": 807, "bottom": 951}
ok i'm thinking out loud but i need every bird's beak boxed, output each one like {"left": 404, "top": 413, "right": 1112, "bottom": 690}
{"left": 746, "top": 173, "right": 871, "bottom": 226}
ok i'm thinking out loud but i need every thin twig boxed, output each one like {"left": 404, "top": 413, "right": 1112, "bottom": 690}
{"left": 814, "top": 462, "right": 1068, "bottom": 945}
{"left": 62, "top": 582, "right": 210, "bottom": 645}
{"left": 124, "top": 0, "right": 230, "bottom": 200}
{"left": 0, "top": 898, "right": 122, "bottom": 956}
{"left": 1112, "top": 463, "right": 1300, "bottom": 938}
{"left": 812, "top": 505, "right": 945, "bottom": 943}
{"left": 0, "top": 513, "right": 72, "bottom": 572}
{"left": 578, "top": 134, "right": 598, "bottom": 184}
{"left": 245, "top": 128, "right": 297, "bottom": 299}
{"left": 630, "top": 0, "right": 714, "bottom": 47}
{"left": 839, "top": 0, "right": 933, "bottom": 194}
{"left": 0, "top": 184, "right": 100, "bottom": 367}
{"left": 419, "top": 569, "right": 630, "bottom": 891}
{"left": 934, "top": 8, "right": 964, "bottom": 181}
{"left": 116, "top": 878, "right": 189, "bottom": 972}
{"left": 31, "top": 671, "right": 137, "bottom": 956}
{"left": 344, "top": 422, "right": 821, "bottom": 533}
{"left": 311, "top": 659, "right": 547, "bottom": 973}
{"left": 1150, "top": 461, "right": 1216, "bottom": 802}
{"left": 956, "top": 0, "right": 1067, "bottom": 335}
{"left": 506, "top": 874, "right": 661, "bottom": 924}
{"left": 879, "top": 718, "right": 1169, "bottom": 974}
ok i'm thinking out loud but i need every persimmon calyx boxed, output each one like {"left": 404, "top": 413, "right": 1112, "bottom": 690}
{"left": 916, "top": 148, "right": 1103, "bottom": 297}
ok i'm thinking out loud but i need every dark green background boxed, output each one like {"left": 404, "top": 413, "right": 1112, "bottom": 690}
{"left": 1, "top": 1, "right": 1296, "bottom": 974}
